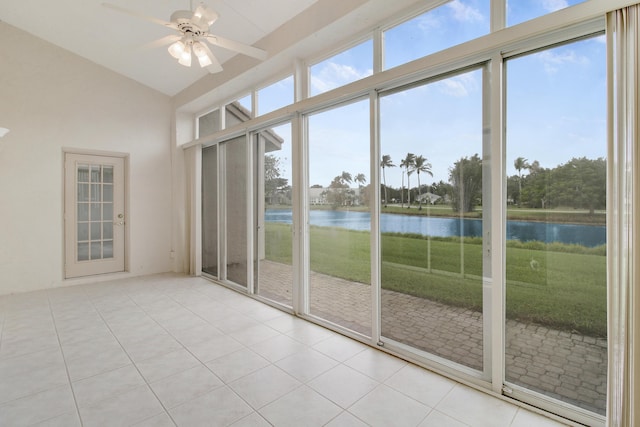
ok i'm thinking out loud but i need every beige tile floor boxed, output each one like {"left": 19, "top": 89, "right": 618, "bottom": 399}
{"left": 0, "top": 273, "right": 569, "bottom": 427}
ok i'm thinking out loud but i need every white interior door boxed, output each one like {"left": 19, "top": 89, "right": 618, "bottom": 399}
{"left": 64, "top": 153, "right": 125, "bottom": 278}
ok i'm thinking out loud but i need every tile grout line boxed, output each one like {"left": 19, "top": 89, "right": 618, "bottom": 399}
{"left": 46, "top": 288, "right": 84, "bottom": 426}
{"left": 86, "top": 282, "right": 186, "bottom": 426}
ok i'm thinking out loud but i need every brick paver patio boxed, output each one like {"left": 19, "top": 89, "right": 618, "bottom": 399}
{"left": 257, "top": 260, "right": 607, "bottom": 415}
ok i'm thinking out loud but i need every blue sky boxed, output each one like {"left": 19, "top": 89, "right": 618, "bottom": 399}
{"left": 264, "top": 0, "right": 602, "bottom": 190}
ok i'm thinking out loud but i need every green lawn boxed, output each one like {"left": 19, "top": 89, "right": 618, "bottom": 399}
{"left": 264, "top": 222, "right": 607, "bottom": 337}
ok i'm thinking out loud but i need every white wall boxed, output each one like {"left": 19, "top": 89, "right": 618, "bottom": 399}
{"left": 0, "top": 23, "right": 174, "bottom": 294}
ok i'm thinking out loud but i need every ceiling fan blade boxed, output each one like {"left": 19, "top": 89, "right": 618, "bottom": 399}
{"left": 142, "top": 35, "right": 182, "bottom": 50}
{"left": 204, "top": 34, "right": 267, "bottom": 60}
{"left": 102, "top": 3, "right": 177, "bottom": 29}
{"left": 197, "top": 42, "right": 223, "bottom": 73}
{"left": 193, "top": 3, "right": 218, "bottom": 28}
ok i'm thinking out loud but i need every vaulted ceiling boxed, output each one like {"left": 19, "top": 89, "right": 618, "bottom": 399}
{"left": 0, "top": 0, "right": 319, "bottom": 96}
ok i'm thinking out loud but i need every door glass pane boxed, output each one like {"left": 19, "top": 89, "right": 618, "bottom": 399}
{"left": 90, "top": 222, "right": 101, "bottom": 240}
{"left": 103, "top": 222, "right": 113, "bottom": 240}
{"left": 103, "top": 184, "right": 113, "bottom": 202}
{"left": 103, "top": 241, "right": 113, "bottom": 259}
{"left": 256, "top": 123, "right": 293, "bottom": 307}
{"left": 90, "top": 203, "right": 101, "bottom": 221}
{"left": 78, "top": 203, "right": 89, "bottom": 221}
{"left": 203, "top": 145, "right": 219, "bottom": 277}
{"left": 78, "top": 165, "right": 89, "bottom": 182}
{"left": 75, "top": 161, "right": 118, "bottom": 263}
{"left": 78, "top": 243, "right": 89, "bottom": 261}
{"left": 505, "top": 37, "right": 606, "bottom": 415}
{"left": 78, "top": 184, "right": 89, "bottom": 202}
{"left": 103, "top": 166, "right": 113, "bottom": 183}
{"left": 226, "top": 136, "right": 248, "bottom": 287}
{"left": 90, "top": 184, "right": 101, "bottom": 201}
{"left": 78, "top": 223, "right": 88, "bottom": 241}
{"left": 90, "top": 242, "right": 101, "bottom": 259}
{"left": 103, "top": 203, "right": 113, "bottom": 221}
{"left": 380, "top": 68, "right": 484, "bottom": 371}
{"left": 308, "top": 100, "right": 371, "bottom": 335}
{"left": 90, "top": 165, "right": 101, "bottom": 183}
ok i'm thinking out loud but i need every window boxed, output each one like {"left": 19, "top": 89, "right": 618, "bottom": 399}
{"left": 383, "top": 0, "right": 489, "bottom": 70}
{"left": 309, "top": 39, "right": 373, "bottom": 97}
{"left": 257, "top": 75, "right": 294, "bottom": 116}
{"left": 198, "top": 109, "right": 221, "bottom": 138}
{"left": 507, "top": 0, "right": 588, "bottom": 27}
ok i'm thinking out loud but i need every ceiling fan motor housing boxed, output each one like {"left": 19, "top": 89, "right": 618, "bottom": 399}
{"left": 170, "top": 10, "right": 206, "bottom": 36}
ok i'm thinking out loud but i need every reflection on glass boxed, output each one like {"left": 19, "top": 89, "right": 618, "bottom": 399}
{"left": 384, "top": 0, "right": 489, "bottom": 70}
{"left": 308, "top": 100, "right": 371, "bottom": 335}
{"left": 202, "top": 145, "right": 219, "bottom": 276}
{"left": 505, "top": 38, "right": 606, "bottom": 415}
{"left": 379, "top": 69, "right": 484, "bottom": 371}
{"left": 226, "top": 136, "right": 248, "bottom": 287}
{"left": 78, "top": 165, "right": 89, "bottom": 182}
{"left": 256, "top": 123, "right": 293, "bottom": 307}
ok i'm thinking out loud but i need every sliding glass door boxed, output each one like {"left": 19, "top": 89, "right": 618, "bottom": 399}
{"left": 307, "top": 99, "right": 371, "bottom": 336}
{"left": 504, "top": 36, "right": 607, "bottom": 416}
{"left": 202, "top": 134, "right": 249, "bottom": 288}
{"left": 255, "top": 123, "right": 294, "bottom": 307}
{"left": 379, "top": 68, "right": 488, "bottom": 373}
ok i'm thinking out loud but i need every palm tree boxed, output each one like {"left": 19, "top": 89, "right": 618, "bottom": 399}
{"left": 380, "top": 155, "right": 395, "bottom": 207}
{"left": 401, "top": 153, "right": 416, "bottom": 208}
{"left": 514, "top": 157, "right": 529, "bottom": 206}
{"left": 340, "top": 171, "right": 353, "bottom": 185}
{"left": 354, "top": 173, "right": 366, "bottom": 187}
{"left": 412, "top": 155, "right": 433, "bottom": 210}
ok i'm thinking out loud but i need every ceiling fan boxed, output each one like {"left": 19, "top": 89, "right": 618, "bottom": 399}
{"left": 102, "top": 2, "right": 268, "bottom": 73}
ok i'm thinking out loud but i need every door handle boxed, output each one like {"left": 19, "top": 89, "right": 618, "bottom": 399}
{"left": 113, "top": 221, "right": 125, "bottom": 226}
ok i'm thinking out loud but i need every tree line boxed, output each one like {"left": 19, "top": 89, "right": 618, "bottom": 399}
{"left": 265, "top": 153, "right": 606, "bottom": 214}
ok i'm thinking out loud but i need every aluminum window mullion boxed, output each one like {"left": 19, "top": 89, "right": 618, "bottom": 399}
{"left": 370, "top": 89, "right": 381, "bottom": 344}
{"left": 489, "top": 53, "right": 506, "bottom": 394}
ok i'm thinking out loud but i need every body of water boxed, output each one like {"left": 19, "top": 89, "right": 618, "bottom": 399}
{"left": 265, "top": 209, "right": 606, "bottom": 247}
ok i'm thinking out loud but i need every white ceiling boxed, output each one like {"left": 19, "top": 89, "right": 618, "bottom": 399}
{"left": 0, "top": 0, "right": 318, "bottom": 96}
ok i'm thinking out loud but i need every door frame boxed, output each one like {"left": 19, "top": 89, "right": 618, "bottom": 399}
{"left": 63, "top": 149, "right": 129, "bottom": 279}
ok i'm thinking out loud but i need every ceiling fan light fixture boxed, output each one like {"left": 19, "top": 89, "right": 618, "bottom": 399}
{"left": 178, "top": 43, "right": 192, "bottom": 67}
{"left": 168, "top": 40, "right": 185, "bottom": 59}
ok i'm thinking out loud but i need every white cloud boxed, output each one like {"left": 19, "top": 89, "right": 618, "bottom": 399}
{"left": 437, "top": 73, "right": 478, "bottom": 97}
{"left": 447, "top": 0, "right": 484, "bottom": 22}
{"left": 310, "top": 62, "right": 372, "bottom": 94}
{"left": 536, "top": 50, "right": 588, "bottom": 74}
{"left": 542, "top": 0, "right": 568, "bottom": 12}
